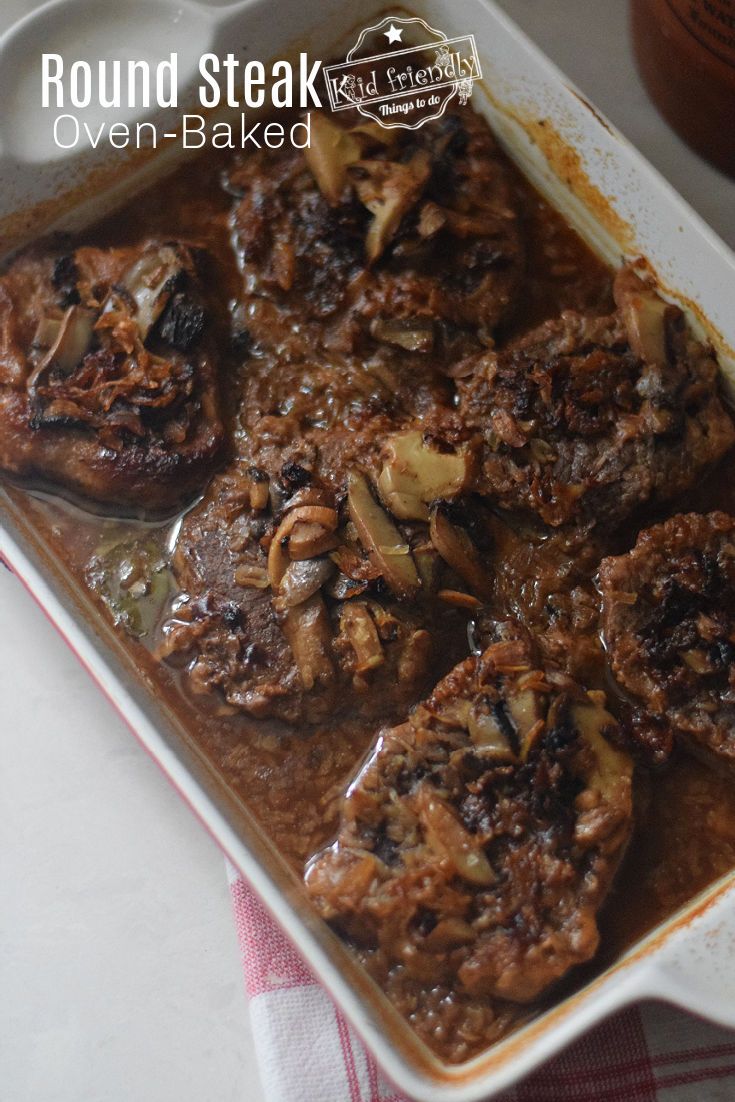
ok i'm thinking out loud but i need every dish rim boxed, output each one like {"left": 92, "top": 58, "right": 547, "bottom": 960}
{"left": 2, "top": 0, "right": 735, "bottom": 1098}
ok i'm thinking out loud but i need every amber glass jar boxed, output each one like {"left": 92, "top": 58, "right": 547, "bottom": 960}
{"left": 631, "top": 0, "right": 735, "bottom": 177}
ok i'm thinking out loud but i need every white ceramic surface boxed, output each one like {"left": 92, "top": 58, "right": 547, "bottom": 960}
{"left": 3, "top": 2, "right": 735, "bottom": 1100}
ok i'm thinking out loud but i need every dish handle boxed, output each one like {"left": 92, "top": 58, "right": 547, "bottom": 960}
{"left": 641, "top": 879, "right": 735, "bottom": 1030}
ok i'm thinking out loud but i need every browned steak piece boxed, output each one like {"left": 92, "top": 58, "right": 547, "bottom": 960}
{"left": 233, "top": 304, "right": 454, "bottom": 492}
{"left": 458, "top": 265, "right": 735, "bottom": 527}
{"left": 0, "top": 239, "right": 225, "bottom": 514}
{"left": 306, "top": 634, "right": 633, "bottom": 1002}
{"left": 483, "top": 519, "right": 607, "bottom": 685}
{"left": 165, "top": 285, "right": 488, "bottom": 724}
{"left": 600, "top": 511, "right": 735, "bottom": 769}
{"left": 164, "top": 457, "right": 475, "bottom": 725}
{"left": 228, "top": 108, "right": 524, "bottom": 367}
{"left": 165, "top": 104, "right": 525, "bottom": 725}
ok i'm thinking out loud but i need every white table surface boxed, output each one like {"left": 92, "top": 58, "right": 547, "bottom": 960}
{"left": 1, "top": 4, "right": 733, "bottom": 1102}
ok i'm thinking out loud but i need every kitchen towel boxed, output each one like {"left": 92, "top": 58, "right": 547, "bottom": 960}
{"left": 227, "top": 863, "right": 735, "bottom": 1102}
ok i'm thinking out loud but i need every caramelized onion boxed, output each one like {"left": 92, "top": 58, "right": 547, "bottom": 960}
{"left": 28, "top": 305, "right": 96, "bottom": 389}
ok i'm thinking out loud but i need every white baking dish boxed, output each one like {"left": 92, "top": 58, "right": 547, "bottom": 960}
{"left": 2, "top": 1, "right": 735, "bottom": 1098}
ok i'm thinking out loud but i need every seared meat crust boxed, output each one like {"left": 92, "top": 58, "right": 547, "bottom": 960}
{"left": 165, "top": 262, "right": 468, "bottom": 723}
{"left": 0, "top": 239, "right": 225, "bottom": 514}
{"left": 482, "top": 519, "right": 606, "bottom": 685}
{"left": 600, "top": 511, "right": 735, "bottom": 768}
{"left": 165, "top": 460, "right": 469, "bottom": 724}
{"left": 229, "top": 109, "right": 524, "bottom": 366}
{"left": 459, "top": 267, "right": 735, "bottom": 527}
{"left": 306, "top": 635, "right": 633, "bottom": 1002}
{"left": 167, "top": 110, "right": 497, "bottom": 725}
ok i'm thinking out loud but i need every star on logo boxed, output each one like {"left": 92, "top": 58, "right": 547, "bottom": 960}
{"left": 384, "top": 23, "right": 403, "bottom": 44}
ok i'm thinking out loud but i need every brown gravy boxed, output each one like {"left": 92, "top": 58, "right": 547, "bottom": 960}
{"left": 4, "top": 137, "right": 735, "bottom": 1065}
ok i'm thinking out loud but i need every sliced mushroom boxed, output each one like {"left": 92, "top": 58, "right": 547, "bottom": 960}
{"left": 352, "top": 150, "right": 431, "bottom": 263}
{"left": 347, "top": 471, "right": 420, "bottom": 599}
{"left": 569, "top": 698, "right": 633, "bottom": 850}
{"left": 613, "top": 269, "right": 670, "bottom": 366}
{"left": 571, "top": 700, "right": 633, "bottom": 806}
{"left": 32, "top": 315, "right": 62, "bottom": 350}
{"left": 430, "top": 697, "right": 471, "bottom": 729}
{"left": 281, "top": 593, "right": 335, "bottom": 691}
{"left": 303, "top": 112, "right": 363, "bottom": 204}
{"left": 378, "top": 431, "right": 473, "bottom": 522}
{"left": 157, "top": 291, "right": 205, "bottom": 352}
{"left": 268, "top": 505, "right": 339, "bottom": 585}
{"left": 27, "top": 305, "right": 96, "bottom": 389}
{"left": 275, "top": 557, "right": 334, "bottom": 610}
{"left": 429, "top": 504, "right": 493, "bottom": 601}
{"left": 507, "top": 689, "right": 544, "bottom": 759}
{"left": 340, "top": 602, "right": 384, "bottom": 674}
{"left": 303, "top": 113, "right": 398, "bottom": 205}
{"left": 467, "top": 700, "right": 517, "bottom": 759}
{"left": 281, "top": 486, "right": 334, "bottom": 514}
{"left": 414, "top": 784, "right": 495, "bottom": 886}
{"left": 326, "top": 572, "right": 368, "bottom": 601}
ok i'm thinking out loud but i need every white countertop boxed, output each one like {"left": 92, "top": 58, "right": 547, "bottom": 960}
{"left": 2, "top": 4, "right": 734, "bottom": 1101}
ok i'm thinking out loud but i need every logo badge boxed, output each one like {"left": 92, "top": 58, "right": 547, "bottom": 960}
{"left": 323, "top": 16, "right": 482, "bottom": 130}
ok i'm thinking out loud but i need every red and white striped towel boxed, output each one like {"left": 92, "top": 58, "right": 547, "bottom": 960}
{"left": 227, "top": 864, "right": 735, "bottom": 1102}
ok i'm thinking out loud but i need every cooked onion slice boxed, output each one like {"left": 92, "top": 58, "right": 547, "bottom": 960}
{"left": 414, "top": 784, "right": 496, "bottom": 886}
{"left": 28, "top": 305, "right": 96, "bottom": 390}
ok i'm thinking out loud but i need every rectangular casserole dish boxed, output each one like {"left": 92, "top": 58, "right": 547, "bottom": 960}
{"left": 2, "top": 1, "right": 735, "bottom": 1098}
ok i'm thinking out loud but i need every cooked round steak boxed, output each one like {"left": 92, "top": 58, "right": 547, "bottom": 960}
{"left": 484, "top": 517, "right": 607, "bottom": 685}
{"left": 600, "top": 511, "right": 735, "bottom": 768}
{"left": 306, "top": 634, "right": 633, "bottom": 1002}
{"left": 459, "top": 266, "right": 735, "bottom": 527}
{"left": 228, "top": 108, "right": 524, "bottom": 367}
{"left": 165, "top": 459, "right": 473, "bottom": 725}
{"left": 0, "top": 239, "right": 225, "bottom": 514}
